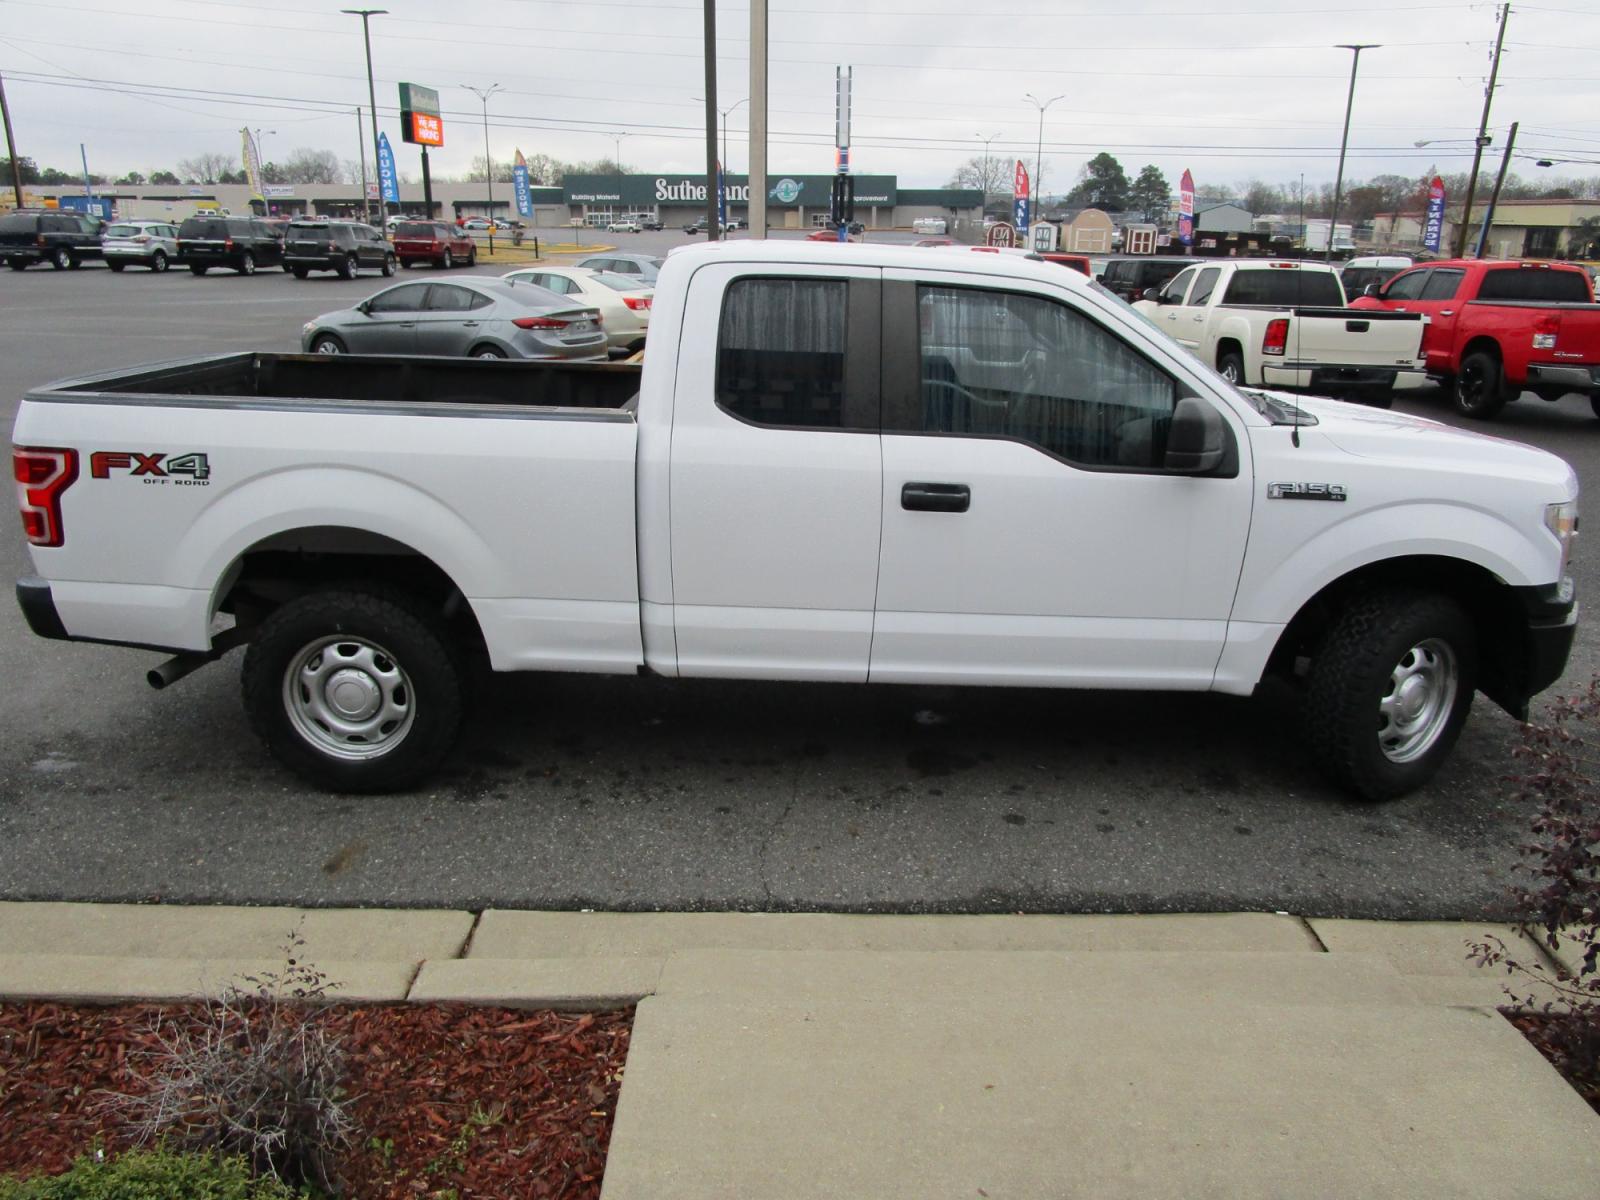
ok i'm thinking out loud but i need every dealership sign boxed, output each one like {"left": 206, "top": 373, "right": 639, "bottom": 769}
{"left": 1013, "top": 159, "right": 1030, "bottom": 234}
{"left": 399, "top": 82, "right": 444, "bottom": 148}
{"left": 1423, "top": 176, "right": 1446, "bottom": 252}
{"left": 563, "top": 173, "right": 894, "bottom": 208}
{"left": 1178, "top": 168, "right": 1195, "bottom": 247}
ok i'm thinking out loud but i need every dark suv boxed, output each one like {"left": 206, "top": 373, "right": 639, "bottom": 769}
{"left": 284, "top": 220, "right": 396, "bottom": 279}
{"left": 1098, "top": 256, "right": 1195, "bottom": 303}
{"left": 176, "top": 215, "right": 284, "bottom": 276}
{"left": 0, "top": 210, "right": 104, "bottom": 271}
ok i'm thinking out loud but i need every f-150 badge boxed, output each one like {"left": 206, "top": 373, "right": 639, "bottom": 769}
{"left": 1268, "top": 482, "right": 1346, "bottom": 501}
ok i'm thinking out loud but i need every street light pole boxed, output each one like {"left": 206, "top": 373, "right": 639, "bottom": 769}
{"left": 463, "top": 83, "right": 503, "bottom": 253}
{"left": 976, "top": 132, "right": 1000, "bottom": 207}
{"left": 1326, "top": 43, "right": 1378, "bottom": 264}
{"left": 1023, "top": 94, "right": 1064, "bottom": 210}
{"left": 609, "top": 131, "right": 629, "bottom": 226}
{"left": 341, "top": 8, "right": 387, "bottom": 227}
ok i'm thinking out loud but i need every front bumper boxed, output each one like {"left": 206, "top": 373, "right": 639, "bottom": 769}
{"left": 1525, "top": 362, "right": 1600, "bottom": 396}
{"left": 1515, "top": 577, "right": 1578, "bottom": 702}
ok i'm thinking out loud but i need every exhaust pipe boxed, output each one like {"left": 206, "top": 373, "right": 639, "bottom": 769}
{"left": 146, "top": 626, "right": 250, "bottom": 690}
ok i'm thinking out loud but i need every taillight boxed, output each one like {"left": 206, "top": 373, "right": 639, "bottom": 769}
{"left": 14, "top": 446, "right": 78, "bottom": 548}
{"left": 133, "top": 235, "right": 150, "bottom": 243}
{"left": 622, "top": 295, "right": 652, "bottom": 311}
{"left": 35, "top": 234, "right": 45, "bottom": 246}
{"left": 513, "top": 316, "right": 569, "bottom": 329}
{"left": 224, "top": 238, "right": 234, "bottom": 249}
{"left": 1533, "top": 313, "right": 1560, "bottom": 352}
{"left": 1262, "top": 318, "right": 1290, "bottom": 357}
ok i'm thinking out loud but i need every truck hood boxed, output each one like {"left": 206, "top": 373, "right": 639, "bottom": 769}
{"left": 1260, "top": 392, "right": 1578, "bottom": 495}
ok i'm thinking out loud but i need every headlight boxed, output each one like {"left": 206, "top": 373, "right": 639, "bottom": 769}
{"left": 1545, "top": 499, "right": 1579, "bottom": 573}
{"left": 302, "top": 322, "right": 315, "bottom": 333}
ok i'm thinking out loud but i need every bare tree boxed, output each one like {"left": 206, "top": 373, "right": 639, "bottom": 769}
{"left": 946, "top": 154, "right": 1009, "bottom": 200}
{"left": 279, "top": 148, "right": 341, "bottom": 185}
{"left": 177, "top": 151, "right": 239, "bottom": 185}
{"left": 465, "top": 155, "right": 516, "bottom": 183}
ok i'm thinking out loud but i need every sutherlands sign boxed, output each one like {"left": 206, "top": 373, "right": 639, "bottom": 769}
{"left": 563, "top": 174, "right": 896, "bottom": 208}
{"left": 400, "top": 82, "right": 443, "bottom": 148}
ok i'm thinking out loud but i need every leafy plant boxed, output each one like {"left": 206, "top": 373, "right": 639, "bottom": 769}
{"left": 0, "top": 1147, "right": 313, "bottom": 1199}
{"left": 1469, "top": 678, "right": 1600, "bottom": 1107}
{"left": 424, "top": 1103, "right": 505, "bottom": 1180}
{"left": 101, "top": 928, "right": 356, "bottom": 1192}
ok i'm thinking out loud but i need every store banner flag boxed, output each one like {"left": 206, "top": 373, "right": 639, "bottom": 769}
{"left": 513, "top": 149, "right": 532, "bottom": 217}
{"left": 241, "top": 128, "right": 264, "bottom": 203}
{"left": 1179, "top": 168, "right": 1195, "bottom": 246}
{"left": 1014, "top": 159, "right": 1030, "bottom": 234}
{"left": 377, "top": 132, "right": 400, "bottom": 204}
{"left": 1423, "top": 176, "right": 1446, "bottom": 252}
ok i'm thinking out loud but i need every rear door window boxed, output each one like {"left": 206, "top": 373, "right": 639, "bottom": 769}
{"left": 368, "top": 284, "right": 428, "bottom": 313}
{"left": 1186, "top": 267, "right": 1222, "bottom": 308}
{"left": 716, "top": 278, "right": 849, "bottom": 429}
{"left": 1476, "top": 267, "right": 1591, "bottom": 302}
{"left": 425, "top": 284, "right": 477, "bottom": 311}
{"left": 1419, "top": 269, "right": 1465, "bottom": 301}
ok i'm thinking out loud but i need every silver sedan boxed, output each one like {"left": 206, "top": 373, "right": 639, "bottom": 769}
{"left": 299, "top": 278, "right": 608, "bottom": 360}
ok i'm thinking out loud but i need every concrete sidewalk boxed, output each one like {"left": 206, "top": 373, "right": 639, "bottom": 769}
{"left": 1, "top": 903, "right": 1595, "bottom": 1198}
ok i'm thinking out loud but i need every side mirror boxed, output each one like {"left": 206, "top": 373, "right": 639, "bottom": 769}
{"left": 1141, "top": 287, "right": 1161, "bottom": 303}
{"left": 1165, "top": 397, "right": 1228, "bottom": 474}
{"left": 1363, "top": 282, "right": 1379, "bottom": 298}
{"left": 356, "top": 301, "right": 372, "bottom": 315}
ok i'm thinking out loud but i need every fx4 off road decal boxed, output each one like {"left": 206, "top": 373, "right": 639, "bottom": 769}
{"left": 90, "top": 451, "right": 211, "bottom": 486}
{"left": 1268, "top": 482, "right": 1347, "bottom": 502}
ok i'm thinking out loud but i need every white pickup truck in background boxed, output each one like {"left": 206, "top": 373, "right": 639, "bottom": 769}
{"left": 1133, "top": 259, "right": 1427, "bottom": 405}
{"left": 11, "top": 243, "right": 1579, "bottom": 800}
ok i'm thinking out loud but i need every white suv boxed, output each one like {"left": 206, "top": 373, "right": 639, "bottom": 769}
{"left": 606, "top": 218, "right": 642, "bottom": 233}
{"left": 102, "top": 220, "right": 181, "bottom": 273}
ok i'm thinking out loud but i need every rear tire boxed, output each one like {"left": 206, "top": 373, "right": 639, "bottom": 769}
{"left": 239, "top": 252, "right": 256, "bottom": 276}
{"left": 107, "top": 260, "right": 126, "bottom": 272}
{"left": 6, "top": 258, "right": 27, "bottom": 271}
{"left": 1217, "top": 351, "right": 1245, "bottom": 387}
{"left": 1590, "top": 395, "right": 1600, "bottom": 421}
{"left": 292, "top": 266, "right": 310, "bottom": 279}
{"left": 337, "top": 253, "right": 357, "bottom": 280}
{"left": 381, "top": 253, "right": 396, "bottom": 277}
{"left": 151, "top": 251, "right": 168, "bottom": 273}
{"left": 190, "top": 264, "right": 208, "bottom": 275}
{"left": 242, "top": 589, "right": 464, "bottom": 793}
{"left": 1301, "top": 588, "right": 1477, "bottom": 801}
{"left": 471, "top": 345, "right": 507, "bottom": 359}
{"left": 51, "top": 247, "right": 70, "bottom": 270}
{"left": 1453, "top": 350, "right": 1507, "bottom": 419}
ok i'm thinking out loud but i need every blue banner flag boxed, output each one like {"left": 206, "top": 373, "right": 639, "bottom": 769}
{"left": 1423, "top": 177, "right": 1446, "bottom": 253}
{"left": 376, "top": 132, "right": 400, "bottom": 204}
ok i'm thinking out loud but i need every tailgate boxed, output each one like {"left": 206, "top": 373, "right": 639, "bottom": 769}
{"left": 1285, "top": 308, "right": 1425, "bottom": 370}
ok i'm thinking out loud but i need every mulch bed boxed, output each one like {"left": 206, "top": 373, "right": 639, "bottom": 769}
{"left": 0, "top": 1001, "right": 633, "bottom": 1198}
{"left": 1505, "top": 1011, "right": 1600, "bottom": 1117}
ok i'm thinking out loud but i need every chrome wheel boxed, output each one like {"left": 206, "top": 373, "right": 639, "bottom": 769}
{"left": 311, "top": 335, "right": 343, "bottom": 354}
{"left": 1378, "top": 638, "right": 1459, "bottom": 764}
{"left": 283, "top": 636, "right": 415, "bottom": 761}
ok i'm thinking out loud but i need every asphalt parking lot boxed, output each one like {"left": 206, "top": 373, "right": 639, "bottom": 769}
{"left": 3, "top": 240, "right": 1597, "bottom": 919}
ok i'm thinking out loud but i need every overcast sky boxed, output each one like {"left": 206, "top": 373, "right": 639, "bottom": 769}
{"left": 1, "top": 0, "right": 1597, "bottom": 196}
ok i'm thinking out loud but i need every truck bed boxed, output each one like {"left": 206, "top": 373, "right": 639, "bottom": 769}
{"left": 31, "top": 352, "right": 643, "bottom": 414}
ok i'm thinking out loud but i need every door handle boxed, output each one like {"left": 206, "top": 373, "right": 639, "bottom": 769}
{"left": 462, "top": 321, "right": 480, "bottom": 327}
{"left": 1166, "top": 312, "right": 1178, "bottom": 320}
{"left": 901, "top": 482, "right": 971, "bottom": 513}
{"left": 1440, "top": 309, "right": 1454, "bottom": 316}
{"left": 399, "top": 322, "right": 415, "bottom": 328}
{"left": 1191, "top": 315, "right": 1205, "bottom": 322}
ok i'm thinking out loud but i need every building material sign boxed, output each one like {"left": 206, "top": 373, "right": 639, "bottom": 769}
{"left": 400, "top": 82, "right": 443, "bottom": 147}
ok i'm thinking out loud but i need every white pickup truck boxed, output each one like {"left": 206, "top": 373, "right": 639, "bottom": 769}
{"left": 1133, "top": 259, "right": 1427, "bottom": 404}
{"left": 11, "top": 243, "right": 1579, "bottom": 800}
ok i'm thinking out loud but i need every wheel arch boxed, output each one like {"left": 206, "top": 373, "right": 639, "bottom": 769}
{"left": 1459, "top": 335, "right": 1504, "bottom": 365}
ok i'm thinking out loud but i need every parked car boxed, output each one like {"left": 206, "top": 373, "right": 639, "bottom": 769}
{"left": 101, "top": 220, "right": 181, "bottom": 273}
{"left": 606, "top": 219, "right": 642, "bottom": 234}
{"left": 502, "top": 265, "right": 652, "bottom": 353}
{"left": 299, "top": 277, "right": 607, "bottom": 360}
{"left": 0, "top": 209, "right": 104, "bottom": 270}
{"left": 461, "top": 217, "right": 503, "bottom": 232}
{"left": 806, "top": 226, "right": 862, "bottom": 242}
{"left": 393, "top": 221, "right": 478, "bottom": 270}
{"left": 1098, "top": 256, "right": 1194, "bottom": 303}
{"left": 912, "top": 217, "right": 948, "bottom": 236}
{"left": 13, "top": 244, "right": 1579, "bottom": 800}
{"left": 176, "top": 215, "right": 284, "bottom": 276}
{"left": 574, "top": 252, "right": 664, "bottom": 285}
{"left": 283, "top": 220, "right": 396, "bottom": 279}
{"left": 638, "top": 217, "right": 664, "bottom": 232}
{"left": 1350, "top": 258, "right": 1600, "bottom": 418}
{"left": 1034, "top": 251, "right": 1093, "bottom": 276}
{"left": 1340, "top": 255, "right": 1412, "bottom": 299}
{"left": 1132, "top": 259, "right": 1425, "bottom": 403}
{"left": 914, "top": 237, "right": 955, "bottom": 247}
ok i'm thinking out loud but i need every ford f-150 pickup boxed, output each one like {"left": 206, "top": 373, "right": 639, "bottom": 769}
{"left": 11, "top": 243, "right": 1581, "bottom": 800}
{"left": 1350, "top": 258, "right": 1600, "bottom": 419}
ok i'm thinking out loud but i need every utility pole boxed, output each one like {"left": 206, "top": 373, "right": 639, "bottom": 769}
{"left": 0, "top": 71, "right": 25, "bottom": 208}
{"left": 1474, "top": 120, "right": 1518, "bottom": 259}
{"left": 354, "top": 107, "right": 369, "bottom": 222}
{"left": 463, "top": 84, "right": 503, "bottom": 253}
{"left": 748, "top": 0, "right": 767, "bottom": 238}
{"left": 1455, "top": 2, "right": 1509, "bottom": 258}
{"left": 1024, "top": 94, "right": 1065, "bottom": 210}
{"left": 702, "top": 0, "right": 719, "bottom": 239}
{"left": 342, "top": 8, "right": 387, "bottom": 227}
{"left": 1326, "top": 43, "right": 1378, "bottom": 263}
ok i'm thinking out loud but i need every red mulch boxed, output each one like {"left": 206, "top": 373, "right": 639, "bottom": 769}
{"left": 0, "top": 1001, "right": 633, "bottom": 1198}
{"left": 1505, "top": 1010, "right": 1600, "bottom": 1117}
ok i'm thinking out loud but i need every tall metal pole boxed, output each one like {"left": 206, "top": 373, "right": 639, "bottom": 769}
{"left": 1454, "top": 2, "right": 1509, "bottom": 258}
{"left": 748, "top": 0, "right": 767, "bottom": 239}
{"left": 702, "top": 0, "right": 720, "bottom": 239}
{"left": 1473, "top": 120, "right": 1518, "bottom": 260}
{"left": 1, "top": 72, "right": 25, "bottom": 208}
{"left": 976, "top": 132, "right": 999, "bottom": 204}
{"left": 1024, "top": 94, "right": 1064, "bottom": 210}
{"left": 355, "top": 106, "right": 370, "bottom": 222}
{"left": 342, "top": 9, "right": 388, "bottom": 226}
{"left": 463, "top": 84, "right": 503, "bottom": 252}
{"left": 1326, "top": 43, "right": 1378, "bottom": 264}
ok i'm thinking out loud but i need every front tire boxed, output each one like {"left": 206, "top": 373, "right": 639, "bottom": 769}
{"left": 242, "top": 589, "right": 464, "bottom": 793}
{"left": 1454, "top": 350, "right": 1507, "bottom": 419}
{"left": 1301, "top": 589, "right": 1477, "bottom": 801}
{"left": 190, "top": 264, "right": 208, "bottom": 275}
{"left": 1217, "top": 351, "right": 1245, "bottom": 387}
{"left": 441, "top": 249, "right": 453, "bottom": 269}
{"left": 107, "top": 260, "right": 126, "bottom": 272}
{"left": 292, "top": 266, "right": 310, "bottom": 279}
{"left": 466, "top": 247, "right": 477, "bottom": 267}
{"left": 381, "top": 253, "right": 396, "bottom": 277}
{"left": 7, "top": 258, "right": 27, "bottom": 270}
{"left": 309, "top": 333, "right": 345, "bottom": 354}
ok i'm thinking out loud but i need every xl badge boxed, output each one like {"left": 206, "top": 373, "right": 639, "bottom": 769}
{"left": 1268, "top": 482, "right": 1347, "bottom": 502}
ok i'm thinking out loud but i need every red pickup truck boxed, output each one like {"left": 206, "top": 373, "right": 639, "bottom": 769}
{"left": 1350, "top": 259, "right": 1600, "bottom": 419}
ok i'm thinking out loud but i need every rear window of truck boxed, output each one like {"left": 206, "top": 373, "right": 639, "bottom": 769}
{"left": 0, "top": 213, "right": 37, "bottom": 234}
{"left": 178, "top": 218, "right": 229, "bottom": 239}
{"left": 395, "top": 222, "right": 437, "bottom": 238}
{"left": 1222, "top": 270, "right": 1343, "bottom": 308}
{"left": 1476, "top": 268, "right": 1591, "bottom": 303}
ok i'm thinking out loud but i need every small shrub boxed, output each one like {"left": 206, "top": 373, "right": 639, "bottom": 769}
{"left": 1469, "top": 678, "right": 1600, "bottom": 1106}
{"left": 0, "top": 1147, "right": 311, "bottom": 1199}
{"left": 101, "top": 929, "right": 356, "bottom": 1193}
